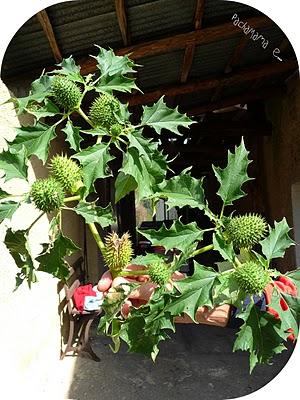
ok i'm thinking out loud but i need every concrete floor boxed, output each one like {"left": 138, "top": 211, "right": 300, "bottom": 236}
{"left": 66, "top": 321, "right": 294, "bottom": 400}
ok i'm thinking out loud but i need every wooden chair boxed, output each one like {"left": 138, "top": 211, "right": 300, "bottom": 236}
{"left": 60, "top": 279, "right": 101, "bottom": 362}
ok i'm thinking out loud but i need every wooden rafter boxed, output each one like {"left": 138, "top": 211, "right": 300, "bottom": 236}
{"left": 186, "top": 86, "right": 284, "bottom": 115}
{"left": 180, "top": 0, "right": 205, "bottom": 84}
{"left": 79, "top": 15, "right": 271, "bottom": 75}
{"left": 128, "top": 59, "right": 297, "bottom": 106}
{"left": 115, "top": 0, "right": 130, "bottom": 46}
{"left": 36, "top": 10, "right": 62, "bottom": 63}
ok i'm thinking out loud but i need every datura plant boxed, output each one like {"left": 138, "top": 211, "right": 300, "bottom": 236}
{"left": 0, "top": 46, "right": 300, "bottom": 373}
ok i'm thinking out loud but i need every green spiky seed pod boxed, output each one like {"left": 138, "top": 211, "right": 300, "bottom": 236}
{"left": 225, "top": 214, "right": 268, "bottom": 250}
{"left": 51, "top": 76, "right": 81, "bottom": 111}
{"left": 30, "top": 178, "right": 65, "bottom": 213}
{"left": 49, "top": 155, "right": 82, "bottom": 193}
{"left": 89, "top": 93, "right": 120, "bottom": 130}
{"left": 102, "top": 232, "right": 133, "bottom": 274}
{"left": 110, "top": 123, "right": 123, "bottom": 137}
{"left": 233, "top": 261, "right": 271, "bottom": 295}
{"left": 148, "top": 262, "right": 172, "bottom": 286}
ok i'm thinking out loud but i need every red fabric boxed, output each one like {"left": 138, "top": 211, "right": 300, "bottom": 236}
{"left": 73, "top": 284, "right": 96, "bottom": 312}
{"left": 264, "top": 276, "right": 298, "bottom": 341}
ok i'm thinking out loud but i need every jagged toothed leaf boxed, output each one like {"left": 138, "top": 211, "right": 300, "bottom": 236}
{"left": 138, "top": 219, "right": 203, "bottom": 254}
{"left": 62, "top": 120, "right": 83, "bottom": 152}
{"left": 25, "top": 99, "right": 61, "bottom": 121}
{"left": 119, "top": 315, "right": 169, "bottom": 361}
{"left": 140, "top": 96, "right": 195, "bottom": 135}
{"left": 52, "top": 56, "right": 84, "bottom": 83}
{"left": 95, "top": 74, "right": 139, "bottom": 94}
{"left": 12, "top": 74, "right": 54, "bottom": 115}
{"left": 4, "top": 229, "right": 36, "bottom": 288}
{"left": 156, "top": 168, "right": 205, "bottom": 210}
{"left": 93, "top": 46, "right": 138, "bottom": 77}
{"left": 233, "top": 303, "right": 287, "bottom": 373}
{"left": 212, "top": 138, "right": 252, "bottom": 206}
{"left": 268, "top": 289, "right": 300, "bottom": 337}
{"left": 10, "top": 122, "right": 56, "bottom": 164}
{"left": 260, "top": 218, "right": 294, "bottom": 262}
{"left": 131, "top": 253, "right": 167, "bottom": 266}
{"left": 74, "top": 201, "right": 115, "bottom": 227}
{"left": 73, "top": 144, "right": 114, "bottom": 193}
{"left": 115, "top": 172, "right": 137, "bottom": 203}
{"left": 213, "top": 231, "right": 235, "bottom": 262}
{"left": 120, "top": 132, "right": 167, "bottom": 200}
{"left": 166, "top": 262, "right": 219, "bottom": 321}
{"left": 36, "top": 232, "right": 80, "bottom": 279}
{"left": 0, "top": 147, "right": 28, "bottom": 181}
{"left": 0, "top": 201, "right": 19, "bottom": 222}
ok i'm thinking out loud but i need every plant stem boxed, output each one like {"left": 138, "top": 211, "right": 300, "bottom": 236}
{"left": 78, "top": 107, "right": 94, "bottom": 127}
{"left": 64, "top": 195, "right": 81, "bottom": 203}
{"left": 234, "top": 256, "right": 242, "bottom": 268}
{"left": 119, "top": 270, "right": 149, "bottom": 277}
{"left": 191, "top": 244, "right": 214, "bottom": 257}
{"left": 27, "top": 212, "right": 45, "bottom": 231}
{"left": 88, "top": 222, "right": 105, "bottom": 252}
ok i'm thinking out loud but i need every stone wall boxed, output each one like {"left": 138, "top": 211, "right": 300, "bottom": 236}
{"left": 0, "top": 79, "right": 81, "bottom": 396}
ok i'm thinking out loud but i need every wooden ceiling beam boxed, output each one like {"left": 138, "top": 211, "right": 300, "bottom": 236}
{"left": 36, "top": 10, "right": 62, "bottom": 63}
{"left": 180, "top": 0, "right": 205, "bottom": 84}
{"left": 79, "top": 15, "right": 271, "bottom": 75}
{"left": 115, "top": 0, "right": 131, "bottom": 46}
{"left": 128, "top": 59, "right": 297, "bottom": 106}
{"left": 186, "top": 86, "right": 284, "bottom": 115}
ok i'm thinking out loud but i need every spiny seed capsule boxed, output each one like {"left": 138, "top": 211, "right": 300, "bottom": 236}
{"left": 148, "top": 262, "right": 172, "bottom": 286}
{"left": 89, "top": 93, "right": 120, "bottom": 130}
{"left": 30, "top": 177, "right": 65, "bottom": 213}
{"left": 102, "top": 232, "right": 133, "bottom": 273}
{"left": 110, "top": 123, "right": 123, "bottom": 137}
{"left": 51, "top": 76, "right": 81, "bottom": 111}
{"left": 233, "top": 261, "right": 271, "bottom": 295}
{"left": 225, "top": 214, "right": 268, "bottom": 250}
{"left": 49, "top": 155, "right": 82, "bottom": 194}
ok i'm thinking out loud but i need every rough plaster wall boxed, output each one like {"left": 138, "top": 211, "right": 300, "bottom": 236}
{"left": 0, "top": 79, "right": 77, "bottom": 396}
{"left": 259, "top": 75, "right": 300, "bottom": 272}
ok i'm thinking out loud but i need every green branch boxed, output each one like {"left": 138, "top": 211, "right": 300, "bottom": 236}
{"left": 78, "top": 107, "right": 94, "bottom": 127}
{"left": 64, "top": 195, "right": 81, "bottom": 203}
{"left": 88, "top": 222, "right": 105, "bottom": 253}
{"left": 119, "top": 269, "right": 149, "bottom": 277}
{"left": 191, "top": 244, "right": 214, "bottom": 258}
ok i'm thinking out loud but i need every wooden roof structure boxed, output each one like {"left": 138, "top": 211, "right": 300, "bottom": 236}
{"left": 1, "top": 0, "right": 299, "bottom": 173}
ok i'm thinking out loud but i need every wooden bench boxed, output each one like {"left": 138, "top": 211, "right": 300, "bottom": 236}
{"left": 60, "top": 278, "right": 101, "bottom": 362}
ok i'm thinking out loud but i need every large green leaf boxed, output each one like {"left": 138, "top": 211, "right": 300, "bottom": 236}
{"left": 51, "top": 56, "right": 84, "bottom": 83}
{"left": 95, "top": 74, "right": 139, "bottom": 94}
{"left": 4, "top": 229, "right": 36, "bottom": 288}
{"left": 212, "top": 138, "right": 252, "bottom": 206}
{"left": 120, "top": 132, "right": 167, "bottom": 200}
{"left": 233, "top": 303, "right": 287, "bottom": 373}
{"left": 74, "top": 201, "right": 115, "bottom": 227}
{"left": 62, "top": 120, "right": 83, "bottom": 152}
{"left": 138, "top": 219, "right": 203, "bottom": 254}
{"left": 36, "top": 232, "right": 80, "bottom": 279}
{"left": 286, "top": 268, "right": 300, "bottom": 294}
{"left": 0, "top": 201, "right": 19, "bottom": 222}
{"left": 114, "top": 172, "right": 137, "bottom": 203}
{"left": 213, "top": 232, "right": 235, "bottom": 262}
{"left": 166, "top": 262, "right": 219, "bottom": 321}
{"left": 140, "top": 96, "right": 195, "bottom": 135}
{"left": 156, "top": 168, "right": 205, "bottom": 210}
{"left": 25, "top": 99, "right": 61, "bottom": 121}
{"left": 0, "top": 147, "right": 28, "bottom": 181}
{"left": 260, "top": 218, "right": 294, "bottom": 261}
{"left": 10, "top": 122, "right": 56, "bottom": 163}
{"left": 13, "top": 74, "right": 54, "bottom": 114}
{"left": 268, "top": 289, "right": 300, "bottom": 337}
{"left": 93, "top": 47, "right": 138, "bottom": 76}
{"left": 73, "top": 144, "right": 114, "bottom": 193}
{"left": 0, "top": 188, "right": 10, "bottom": 200}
